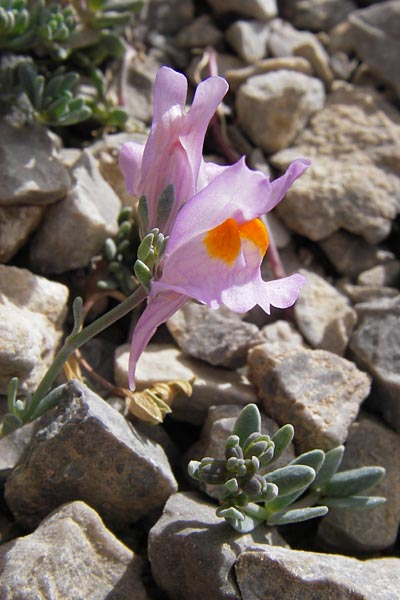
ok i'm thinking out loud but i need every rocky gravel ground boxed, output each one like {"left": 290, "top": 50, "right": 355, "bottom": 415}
{"left": 1, "top": 0, "right": 400, "bottom": 598}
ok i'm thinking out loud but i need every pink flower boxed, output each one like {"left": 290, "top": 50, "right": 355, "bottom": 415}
{"left": 119, "top": 67, "right": 310, "bottom": 389}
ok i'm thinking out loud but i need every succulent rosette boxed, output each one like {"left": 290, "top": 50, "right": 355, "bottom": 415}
{"left": 119, "top": 66, "right": 310, "bottom": 388}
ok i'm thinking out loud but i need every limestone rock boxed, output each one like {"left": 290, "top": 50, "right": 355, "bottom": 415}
{"left": 348, "top": 0, "right": 400, "bottom": 100}
{"left": 167, "top": 302, "right": 259, "bottom": 368}
{"left": 357, "top": 261, "right": 400, "bottom": 287}
{"left": 0, "top": 205, "right": 45, "bottom": 263}
{"left": 115, "top": 343, "right": 258, "bottom": 424}
{"left": 271, "top": 82, "right": 400, "bottom": 243}
{"left": 226, "top": 20, "right": 271, "bottom": 63}
{"left": 207, "top": 0, "right": 277, "bottom": 21}
{"left": 5, "top": 380, "right": 177, "bottom": 530}
{"left": 0, "top": 421, "right": 35, "bottom": 482}
{"left": 0, "top": 265, "right": 69, "bottom": 393}
{"left": 144, "top": 0, "right": 194, "bottom": 34}
{"left": 294, "top": 269, "right": 357, "bottom": 355}
{"left": 174, "top": 15, "right": 223, "bottom": 48}
{"left": 250, "top": 319, "right": 306, "bottom": 355}
{"left": 349, "top": 296, "right": 400, "bottom": 431}
{"left": 225, "top": 56, "right": 313, "bottom": 91}
{"left": 279, "top": 0, "right": 356, "bottom": 31}
{"left": 148, "top": 491, "right": 287, "bottom": 600}
{"left": 120, "top": 52, "right": 160, "bottom": 124}
{"left": 236, "top": 71, "right": 325, "bottom": 153}
{"left": 0, "top": 501, "right": 148, "bottom": 600}
{"left": 29, "top": 150, "right": 120, "bottom": 273}
{"left": 0, "top": 121, "right": 70, "bottom": 206}
{"left": 319, "top": 230, "right": 395, "bottom": 278}
{"left": 248, "top": 346, "right": 370, "bottom": 452}
{"left": 318, "top": 413, "right": 400, "bottom": 553}
{"left": 236, "top": 547, "right": 400, "bottom": 600}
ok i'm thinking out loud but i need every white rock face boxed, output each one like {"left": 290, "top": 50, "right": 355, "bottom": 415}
{"left": 0, "top": 265, "right": 69, "bottom": 393}
{"left": 236, "top": 71, "right": 325, "bottom": 153}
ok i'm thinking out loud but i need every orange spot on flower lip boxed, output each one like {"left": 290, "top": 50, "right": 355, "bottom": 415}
{"left": 204, "top": 217, "right": 269, "bottom": 266}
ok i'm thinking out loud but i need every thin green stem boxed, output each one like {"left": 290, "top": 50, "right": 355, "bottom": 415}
{"left": 27, "top": 284, "right": 147, "bottom": 417}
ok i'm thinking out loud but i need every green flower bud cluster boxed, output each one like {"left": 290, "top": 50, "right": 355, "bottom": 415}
{"left": 188, "top": 404, "right": 386, "bottom": 533}
{"left": 134, "top": 228, "right": 167, "bottom": 291}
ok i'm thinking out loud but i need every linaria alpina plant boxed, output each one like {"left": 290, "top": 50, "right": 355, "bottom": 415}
{"left": 189, "top": 404, "right": 386, "bottom": 533}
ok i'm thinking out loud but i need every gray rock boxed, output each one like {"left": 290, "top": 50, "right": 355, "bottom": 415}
{"left": 5, "top": 380, "right": 177, "bottom": 530}
{"left": 318, "top": 413, "right": 400, "bottom": 553}
{"left": 0, "top": 205, "right": 44, "bottom": 263}
{"left": 294, "top": 269, "right": 357, "bottom": 355}
{"left": 187, "top": 53, "right": 245, "bottom": 86}
{"left": 144, "top": 0, "right": 194, "bottom": 34}
{"left": 330, "top": 51, "right": 359, "bottom": 81}
{"left": 357, "top": 261, "right": 400, "bottom": 287}
{"left": 120, "top": 52, "right": 160, "bottom": 124}
{"left": 0, "top": 501, "right": 148, "bottom": 600}
{"left": 349, "top": 296, "right": 400, "bottom": 430}
{"left": 268, "top": 18, "right": 333, "bottom": 86}
{"left": 167, "top": 302, "right": 259, "bottom": 369}
{"left": 248, "top": 346, "right": 370, "bottom": 452}
{"left": 148, "top": 491, "right": 287, "bottom": 600}
{"left": 174, "top": 14, "right": 223, "bottom": 48}
{"left": 271, "top": 82, "right": 400, "bottom": 244}
{"left": 29, "top": 150, "right": 120, "bottom": 273}
{"left": 0, "top": 121, "right": 71, "bottom": 206}
{"left": 0, "top": 265, "right": 69, "bottom": 394}
{"left": 226, "top": 20, "right": 271, "bottom": 63}
{"left": 207, "top": 0, "right": 278, "bottom": 21}
{"left": 319, "top": 230, "right": 395, "bottom": 278}
{"left": 236, "top": 71, "right": 325, "bottom": 153}
{"left": 250, "top": 319, "right": 306, "bottom": 354}
{"left": 115, "top": 343, "right": 258, "bottom": 424}
{"left": 279, "top": 0, "right": 356, "bottom": 31}
{"left": 0, "top": 421, "right": 35, "bottom": 482}
{"left": 235, "top": 547, "right": 400, "bottom": 600}
{"left": 339, "top": 281, "right": 399, "bottom": 304}
{"left": 348, "top": 0, "right": 400, "bottom": 100}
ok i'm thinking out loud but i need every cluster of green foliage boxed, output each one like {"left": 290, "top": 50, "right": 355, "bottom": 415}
{"left": 0, "top": 0, "right": 143, "bottom": 130}
{"left": 189, "top": 404, "right": 385, "bottom": 533}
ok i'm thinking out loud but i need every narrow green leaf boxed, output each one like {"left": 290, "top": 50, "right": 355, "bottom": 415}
{"left": 323, "top": 466, "right": 385, "bottom": 497}
{"left": 312, "top": 446, "right": 345, "bottom": 491}
{"left": 7, "top": 377, "right": 19, "bottom": 415}
{"left": 29, "top": 384, "right": 65, "bottom": 421}
{"left": 264, "top": 464, "right": 315, "bottom": 497}
{"left": 323, "top": 495, "right": 386, "bottom": 510}
{"left": 267, "top": 505, "right": 328, "bottom": 526}
{"left": 270, "top": 424, "right": 294, "bottom": 463}
{"left": 233, "top": 403, "right": 261, "bottom": 446}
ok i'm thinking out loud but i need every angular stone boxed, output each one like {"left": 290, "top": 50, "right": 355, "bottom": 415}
{"left": 0, "top": 204, "right": 45, "bottom": 263}
{"left": 226, "top": 20, "right": 270, "bottom": 63}
{"left": 0, "top": 421, "right": 35, "bottom": 482}
{"left": 271, "top": 82, "right": 400, "bottom": 243}
{"left": 0, "top": 265, "right": 69, "bottom": 394}
{"left": 145, "top": 0, "right": 194, "bottom": 34}
{"left": 357, "top": 261, "right": 400, "bottom": 287}
{"left": 293, "top": 39, "right": 334, "bottom": 88}
{"left": 279, "top": 0, "right": 356, "bottom": 31}
{"left": 248, "top": 346, "right": 370, "bottom": 452}
{"left": 294, "top": 269, "right": 357, "bottom": 355}
{"left": 250, "top": 319, "right": 306, "bottom": 355}
{"left": 348, "top": 0, "right": 400, "bottom": 100}
{"left": 29, "top": 150, "right": 120, "bottom": 273}
{"left": 115, "top": 343, "right": 258, "bottom": 424}
{"left": 339, "top": 281, "right": 399, "bottom": 304}
{"left": 319, "top": 230, "right": 395, "bottom": 278}
{"left": 236, "top": 71, "right": 325, "bottom": 153}
{"left": 0, "top": 121, "right": 71, "bottom": 206}
{"left": 148, "top": 491, "right": 287, "bottom": 600}
{"left": 0, "top": 501, "right": 148, "bottom": 600}
{"left": 120, "top": 51, "right": 160, "bottom": 123}
{"left": 349, "top": 296, "right": 400, "bottom": 430}
{"left": 236, "top": 547, "right": 400, "bottom": 600}
{"left": 167, "top": 302, "right": 259, "bottom": 368}
{"left": 174, "top": 14, "right": 223, "bottom": 48}
{"left": 5, "top": 380, "right": 178, "bottom": 530}
{"left": 318, "top": 413, "right": 400, "bottom": 552}
{"left": 207, "top": 0, "right": 277, "bottom": 21}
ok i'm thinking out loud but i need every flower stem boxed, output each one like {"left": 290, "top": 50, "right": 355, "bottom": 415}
{"left": 27, "top": 284, "right": 148, "bottom": 418}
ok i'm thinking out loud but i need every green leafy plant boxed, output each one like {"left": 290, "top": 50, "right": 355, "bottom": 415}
{"left": 188, "top": 404, "right": 386, "bottom": 533}
{"left": 0, "top": 0, "right": 143, "bottom": 130}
